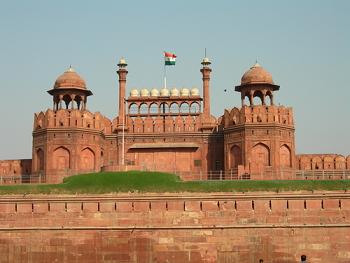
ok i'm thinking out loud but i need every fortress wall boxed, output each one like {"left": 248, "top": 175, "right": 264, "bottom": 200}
{"left": 0, "top": 159, "right": 32, "bottom": 180}
{"left": 0, "top": 192, "right": 349, "bottom": 262}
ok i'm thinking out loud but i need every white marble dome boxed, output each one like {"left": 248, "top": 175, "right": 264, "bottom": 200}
{"left": 160, "top": 87, "right": 170, "bottom": 96}
{"left": 140, "top": 88, "right": 149, "bottom": 97}
{"left": 150, "top": 88, "right": 159, "bottom": 97}
{"left": 170, "top": 88, "right": 179, "bottom": 96}
{"left": 130, "top": 89, "right": 139, "bottom": 97}
{"left": 190, "top": 87, "right": 199, "bottom": 96}
{"left": 180, "top": 88, "right": 190, "bottom": 96}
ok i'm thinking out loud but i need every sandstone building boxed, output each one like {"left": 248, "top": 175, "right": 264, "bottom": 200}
{"left": 1, "top": 57, "right": 349, "bottom": 183}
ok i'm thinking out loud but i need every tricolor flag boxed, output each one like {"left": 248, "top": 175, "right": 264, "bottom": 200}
{"left": 164, "top": 52, "right": 176, "bottom": 66}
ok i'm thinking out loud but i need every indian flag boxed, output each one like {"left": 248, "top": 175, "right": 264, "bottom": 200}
{"left": 164, "top": 52, "right": 176, "bottom": 66}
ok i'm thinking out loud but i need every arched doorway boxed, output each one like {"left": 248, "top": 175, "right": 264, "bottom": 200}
{"left": 53, "top": 147, "right": 70, "bottom": 170}
{"left": 251, "top": 143, "right": 270, "bottom": 171}
{"left": 36, "top": 148, "right": 44, "bottom": 171}
{"left": 80, "top": 148, "right": 95, "bottom": 171}
{"left": 230, "top": 145, "right": 242, "bottom": 169}
{"left": 280, "top": 145, "right": 291, "bottom": 168}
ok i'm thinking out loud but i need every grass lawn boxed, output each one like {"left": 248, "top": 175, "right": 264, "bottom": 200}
{"left": 0, "top": 171, "right": 349, "bottom": 194}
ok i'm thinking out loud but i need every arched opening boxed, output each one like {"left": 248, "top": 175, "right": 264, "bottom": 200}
{"left": 266, "top": 91, "right": 273, "bottom": 106}
{"left": 129, "top": 103, "right": 138, "bottom": 114}
{"left": 190, "top": 102, "right": 200, "bottom": 113}
{"left": 230, "top": 145, "right": 242, "bottom": 169}
{"left": 75, "top": 95, "right": 82, "bottom": 110}
{"left": 251, "top": 143, "right": 270, "bottom": 170}
{"left": 280, "top": 145, "right": 291, "bottom": 168}
{"left": 312, "top": 157, "right": 322, "bottom": 170}
{"left": 160, "top": 102, "right": 169, "bottom": 114}
{"left": 63, "top": 94, "right": 71, "bottom": 109}
{"left": 180, "top": 102, "right": 190, "bottom": 114}
{"left": 323, "top": 156, "right": 334, "bottom": 170}
{"left": 53, "top": 146, "right": 70, "bottom": 170}
{"left": 149, "top": 103, "right": 158, "bottom": 114}
{"left": 170, "top": 103, "right": 179, "bottom": 114}
{"left": 139, "top": 103, "right": 148, "bottom": 115}
{"left": 36, "top": 148, "right": 44, "bottom": 171}
{"left": 253, "top": 90, "right": 264, "bottom": 105}
{"left": 335, "top": 156, "right": 346, "bottom": 169}
{"left": 80, "top": 148, "right": 95, "bottom": 171}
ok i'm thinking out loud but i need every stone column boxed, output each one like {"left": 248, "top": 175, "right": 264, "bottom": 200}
{"left": 200, "top": 61, "right": 212, "bottom": 117}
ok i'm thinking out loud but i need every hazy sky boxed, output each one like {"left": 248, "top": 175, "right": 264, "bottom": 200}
{"left": 0, "top": 0, "right": 349, "bottom": 159}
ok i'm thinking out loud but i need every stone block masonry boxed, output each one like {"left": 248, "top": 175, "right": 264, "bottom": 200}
{"left": 0, "top": 191, "right": 349, "bottom": 262}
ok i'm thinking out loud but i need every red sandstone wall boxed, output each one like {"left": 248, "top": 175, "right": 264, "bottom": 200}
{"left": 0, "top": 159, "right": 32, "bottom": 183}
{"left": 0, "top": 192, "right": 349, "bottom": 262}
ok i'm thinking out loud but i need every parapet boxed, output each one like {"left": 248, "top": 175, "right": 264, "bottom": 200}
{"left": 222, "top": 105, "right": 294, "bottom": 128}
{"left": 33, "top": 109, "right": 112, "bottom": 134}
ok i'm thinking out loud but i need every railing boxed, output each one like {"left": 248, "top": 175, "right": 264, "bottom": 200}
{"left": 0, "top": 174, "right": 45, "bottom": 185}
{"left": 176, "top": 169, "right": 350, "bottom": 181}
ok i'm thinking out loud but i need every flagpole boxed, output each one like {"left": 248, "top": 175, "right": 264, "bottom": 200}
{"left": 163, "top": 53, "right": 167, "bottom": 89}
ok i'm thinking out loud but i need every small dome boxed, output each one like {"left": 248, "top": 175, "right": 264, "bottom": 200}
{"left": 190, "top": 87, "right": 199, "bottom": 96}
{"left": 170, "top": 88, "right": 179, "bottom": 96}
{"left": 241, "top": 63, "right": 274, "bottom": 85}
{"left": 150, "top": 88, "right": 159, "bottom": 97}
{"left": 140, "top": 88, "right": 149, "bottom": 97}
{"left": 54, "top": 66, "right": 86, "bottom": 90}
{"left": 180, "top": 88, "right": 190, "bottom": 96}
{"left": 130, "top": 89, "right": 139, "bottom": 97}
{"left": 160, "top": 88, "right": 170, "bottom": 96}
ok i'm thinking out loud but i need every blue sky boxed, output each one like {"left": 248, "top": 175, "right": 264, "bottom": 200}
{"left": 0, "top": 0, "right": 349, "bottom": 159}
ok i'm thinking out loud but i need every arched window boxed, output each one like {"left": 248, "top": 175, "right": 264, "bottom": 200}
{"left": 139, "top": 103, "right": 148, "bottom": 114}
{"left": 170, "top": 103, "right": 179, "bottom": 114}
{"left": 159, "top": 103, "right": 169, "bottom": 114}
{"left": 129, "top": 103, "right": 138, "bottom": 114}
{"left": 149, "top": 103, "right": 158, "bottom": 114}
{"left": 190, "top": 102, "right": 200, "bottom": 113}
{"left": 180, "top": 102, "right": 190, "bottom": 113}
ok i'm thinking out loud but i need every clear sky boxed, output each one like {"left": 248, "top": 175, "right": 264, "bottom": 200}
{"left": 0, "top": 0, "right": 349, "bottom": 159}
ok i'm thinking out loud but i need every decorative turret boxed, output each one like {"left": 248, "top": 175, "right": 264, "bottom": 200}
{"left": 235, "top": 63, "right": 279, "bottom": 106}
{"left": 47, "top": 66, "right": 92, "bottom": 111}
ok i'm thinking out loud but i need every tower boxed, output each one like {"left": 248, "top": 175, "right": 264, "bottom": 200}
{"left": 223, "top": 63, "right": 296, "bottom": 179}
{"left": 117, "top": 58, "right": 128, "bottom": 130}
{"left": 200, "top": 57, "right": 212, "bottom": 117}
{"left": 33, "top": 66, "right": 103, "bottom": 183}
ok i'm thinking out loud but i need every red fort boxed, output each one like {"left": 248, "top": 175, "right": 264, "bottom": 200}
{"left": 1, "top": 57, "right": 349, "bottom": 182}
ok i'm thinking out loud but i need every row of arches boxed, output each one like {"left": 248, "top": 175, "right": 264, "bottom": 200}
{"left": 298, "top": 155, "right": 350, "bottom": 170}
{"left": 128, "top": 115, "right": 198, "bottom": 133}
{"left": 229, "top": 143, "right": 292, "bottom": 169}
{"left": 36, "top": 147, "right": 96, "bottom": 172}
{"left": 129, "top": 102, "right": 201, "bottom": 115}
{"left": 241, "top": 89, "right": 274, "bottom": 106}
{"left": 53, "top": 94, "right": 88, "bottom": 111}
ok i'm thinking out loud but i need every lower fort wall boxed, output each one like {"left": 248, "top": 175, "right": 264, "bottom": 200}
{"left": 0, "top": 192, "right": 349, "bottom": 262}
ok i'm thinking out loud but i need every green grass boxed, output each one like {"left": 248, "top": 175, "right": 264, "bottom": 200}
{"left": 0, "top": 171, "right": 349, "bottom": 194}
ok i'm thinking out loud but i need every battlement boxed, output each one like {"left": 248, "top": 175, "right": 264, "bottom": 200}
{"left": 222, "top": 105, "right": 294, "bottom": 128}
{"left": 33, "top": 109, "right": 112, "bottom": 134}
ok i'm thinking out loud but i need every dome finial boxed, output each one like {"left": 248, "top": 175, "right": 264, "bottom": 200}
{"left": 118, "top": 57, "right": 127, "bottom": 68}
{"left": 67, "top": 65, "right": 75, "bottom": 72}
